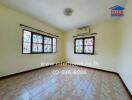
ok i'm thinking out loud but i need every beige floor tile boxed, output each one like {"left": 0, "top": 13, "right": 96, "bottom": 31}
{"left": 0, "top": 65, "right": 131, "bottom": 100}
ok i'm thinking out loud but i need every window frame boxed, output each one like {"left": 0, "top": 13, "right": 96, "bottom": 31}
{"left": 31, "top": 32, "right": 44, "bottom": 54}
{"left": 74, "top": 36, "right": 95, "bottom": 55}
{"left": 74, "top": 38, "right": 83, "bottom": 54}
{"left": 52, "top": 37, "right": 57, "bottom": 53}
{"left": 43, "top": 36, "right": 53, "bottom": 53}
{"left": 22, "top": 29, "right": 57, "bottom": 54}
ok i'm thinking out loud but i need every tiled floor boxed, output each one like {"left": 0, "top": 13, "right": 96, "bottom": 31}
{"left": 0, "top": 64, "right": 131, "bottom": 100}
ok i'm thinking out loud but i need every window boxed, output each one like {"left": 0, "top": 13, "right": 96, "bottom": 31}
{"left": 32, "top": 34, "right": 43, "bottom": 53}
{"left": 84, "top": 37, "right": 94, "bottom": 54}
{"left": 44, "top": 36, "right": 52, "bottom": 53}
{"left": 22, "top": 30, "right": 57, "bottom": 54}
{"left": 75, "top": 39, "right": 83, "bottom": 53}
{"left": 53, "top": 38, "right": 57, "bottom": 53}
{"left": 22, "top": 30, "right": 31, "bottom": 54}
{"left": 74, "top": 36, "right": 95, "bottom": 55}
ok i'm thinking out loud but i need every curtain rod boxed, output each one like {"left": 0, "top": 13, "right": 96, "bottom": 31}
{"left": 20, "top": 24, "right": 59, "bottom": 37}
{"left": 73, "top": 33, "right": 97, "bottom": 38}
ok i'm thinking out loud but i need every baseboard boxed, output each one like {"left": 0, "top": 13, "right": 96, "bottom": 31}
{"left": 116, "top": 73, "right": 132, "bottom": 99}
{"left": 66, "top": 63, "right": 118, "bottom": 75}
{"left": 0, "top": 63, "right": 57, "bottom": 80}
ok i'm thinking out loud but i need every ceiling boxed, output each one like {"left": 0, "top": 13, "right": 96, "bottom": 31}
{"left": 0, "top": 0, "right": 126, "bottom": 31}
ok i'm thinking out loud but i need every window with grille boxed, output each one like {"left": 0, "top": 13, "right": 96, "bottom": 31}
{"left": 22, "top": 30, "right": 57, "bottom": 54}
{"left": 74, "top": 36, "right": 95, "bottom": 55}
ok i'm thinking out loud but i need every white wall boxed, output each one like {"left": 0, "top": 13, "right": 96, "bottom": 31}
{"left": 116, "top": 0, "right": 132, "bottom": 94}
{"left": 0, "top": 4, "right": 65, "bottom": 77}
{"left": 65, "top": 20, "right": 118, "bottom": 72}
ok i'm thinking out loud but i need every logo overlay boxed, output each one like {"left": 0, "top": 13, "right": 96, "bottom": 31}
{"left": 110, "top": 5, "right": 124, "bottom": 17}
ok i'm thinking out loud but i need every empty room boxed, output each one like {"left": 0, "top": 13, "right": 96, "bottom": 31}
{"left": 0, "top": 0, "right": 132, "bottom": 100}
